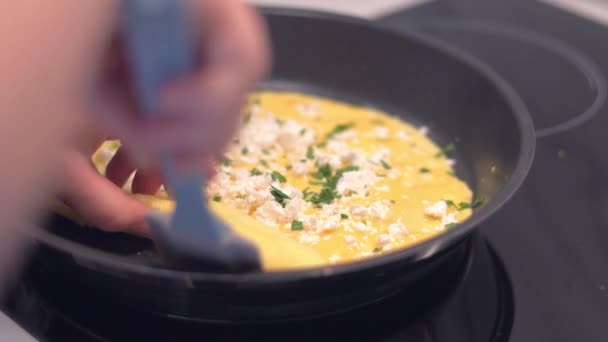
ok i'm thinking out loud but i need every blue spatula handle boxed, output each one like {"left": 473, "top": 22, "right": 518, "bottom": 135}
{"left": 122, "top": 0, "right": 224, "bottom": 240}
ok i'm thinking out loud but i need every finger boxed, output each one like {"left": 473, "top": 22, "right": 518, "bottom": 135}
{"left": 105, "top": 147, "right": 136, "bottom": 188}
{"left": 157, "top": 1, "right": 270, "bottom": 153}
{"left": 58, "top": 150, "right": 149, "bottom": 237}
{"left": 132, "top": 168, "right": 163, "bottom": 195}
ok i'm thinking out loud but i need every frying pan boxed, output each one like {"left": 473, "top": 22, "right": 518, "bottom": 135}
{"left": 26, "top": 8, "right": 535, "bottom": 322}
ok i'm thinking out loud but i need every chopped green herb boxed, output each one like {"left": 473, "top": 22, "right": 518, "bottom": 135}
{"left": 253, "top": 97, "right": 261, "bottom": 106}
{"left": 420, "top": 167, "right": 430, "bottom": 174}
{"left": 241, "top": 146, "right": 249, "bottom": 155}
{"left": 262, "top": 149, "right": 270, "bottom": 155}
{"left": 236, "top": 195, "right": 245, "bottom": 199}
{"left": 445, "top": 223, "right": 458, "bottom": 229}
{"left": 341, "top": 213, "right": 349, "bottom": 219}
{"left": 320, "top": 122, "right": 355, "bottom": 145}
{"left": 250, "top": 168, "right": 263, "bottom": 176}
{"left": 380, "top": 160, "right": 392, "bottom": 170}
{"left": 435, "top": 143, "right": 456, "bottom": 158}
{"left": 458, "top": 202, "right": 471, "bottom": 211}
{"left": 306, "top": 146, "right": 315, "bottom": 160}
{"left": 220, "top": 156, "right": 232, "bottom": 167}
{"left": 260, "top": 160, "right": 269, "bottom": 167}
{"left": 271, "top": 171, "right": 287, "bottom": 183}
{"left": 212, "top": 195, "right": 222, "bottom": 202}
{"left": 286, "top": 165, "right": 293, "bottom": 171}
{"left": 447, "top": 171, "right": 456, "bottom": 177}
{"left": 472, "top": 196, "right": 486, "bottom": 209}
{"left": 376, "top": 173, "right": 387, "bottom": 178}
{"left": 444, "top": 199, "right": 456, "bottom": 208}
{"left": 291, "top": 220, "right": 304, "bottom": 231}
{"left": 309, "top": 181, "right": 325, "bottom": 186}
{"left": 300, "top": 159, "right": 307, "bottom": 163}
{"left": 311, "top": 163, "right": 332, "bottom": 180}
{"left": 371, "top": 118, "right": 384, "bottom": 125}
{"left": 243, "top": 111, "right": 252, "bottom": 123}
{"left": 308, "top": 188, "right": 340, "bottom": 205}
{"left": 373, "top": 247, "right": 382, "bottom": 253}
{"left": 390, "top": 200, "right": 396, "bottom": 204}
{"left": 270, "top": 185, "right": 291, "bottom": 207}
{"left": 299, "top": 128, "right": 307, "bottom": 136}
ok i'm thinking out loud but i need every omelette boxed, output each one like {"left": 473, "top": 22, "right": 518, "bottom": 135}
{"left": 90, "top": 91, "right": 477, "bottom": 267}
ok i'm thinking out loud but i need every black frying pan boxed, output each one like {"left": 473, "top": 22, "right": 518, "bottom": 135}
{"left": 27, "top": 8, "right": 534, "bottom": 322}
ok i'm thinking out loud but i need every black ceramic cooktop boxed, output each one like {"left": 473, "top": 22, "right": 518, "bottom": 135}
{"left": 381, "top": 0, "right": 608, "bottom": 341}
{"left": 4, "top": 1, "right": 608, "bottom": 341}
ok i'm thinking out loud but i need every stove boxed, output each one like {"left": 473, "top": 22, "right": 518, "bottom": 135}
{"left": 3, "top": 1, "right": 608, "bottom": 341}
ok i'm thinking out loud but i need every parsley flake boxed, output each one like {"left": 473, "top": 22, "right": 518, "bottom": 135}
{"left": 472, "top": 196, "right": 486, "bottom": 209}
{"left": 291, "top": 220, "right": 304, "bottom": 231}
{"left": 420, "top": 167, "right": 430, "bottom": 174}
{"left": 241, "top": 146, "right": 249, "bottom": 155}
{"left": 270, "top": 185, "right": 291, "bottom": 207}
{"left": 271, "top": 171, "right": 287, "bottom": 183}
{"left": 380, "top": 160, "right": 392, "bottom": 170}
{"left": 299, "top": 128, "right": 307, "bottom": 136}
{"left": 341, "top": 213, "right": 349, "bottom": 219}
{"left": 306, "top": 146, "right": 315, "bottom": 160}
{"left": 219, "top": 156, "right": 232, "bottom": 167}
{"left": 212, "top": 195, "right": 222, "bottom": 202}
{"left": 445, "top": 223, "right": 458, "bottom": 229}
{"left": 435, "top": 143, "right": 456, "bottom": 158}
{"left": 372, "top": 247, "right": 382, "bottom": 253}
{"left": 260, "top": 160, "right": 269, "bottom": 168}
{"left": 250, "top": 168, "right": 263, "bottom": 176}
{"left": 321, "top": 122, "right": 355, "bottom": 145}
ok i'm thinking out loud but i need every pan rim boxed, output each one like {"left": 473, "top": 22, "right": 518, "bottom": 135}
{"left": 32, "top": 7, "right": 535, "bottom": 283}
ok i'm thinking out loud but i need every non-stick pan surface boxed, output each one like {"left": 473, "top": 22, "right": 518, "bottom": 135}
{"left": 29, "top": 8, "right": 534, "bottom": 322}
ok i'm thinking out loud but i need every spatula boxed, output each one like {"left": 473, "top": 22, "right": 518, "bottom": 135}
{"left": 121, "top": 0, "right": 261, "bottom": 272}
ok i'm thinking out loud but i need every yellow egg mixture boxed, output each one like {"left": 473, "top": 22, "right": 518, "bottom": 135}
{"left": 91, "top": 91, "right": 475, "bottom": 267}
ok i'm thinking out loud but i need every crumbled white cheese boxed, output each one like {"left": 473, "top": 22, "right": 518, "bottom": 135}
{"left": 377, "top": 234, "right": 391, "bottom": 246}
{"left": 396, "top": 130, "right": 411, "bottom": 141}
{"left": 374, "top": 127, "right": 389, "bottom": 139}
{"left": 349, "top": 205, "right": 368, "bottom": 218}
{"left": 344, "top": 235, "right": 357, "bottom": 247}
{"left": 388, "top": 221, "right": 408, "bottom": 237}
{"left": 329, "top": 254, "right": 342, "bottom": 264}
{"left": 333, "top": 130, "right": 356, "bottom": 141}
{"left": 254, "top": 201, "right": 287, "bottom": 226}
{"left": 315, "top": 151, "right": 343, "bottom": 169}
{"left": 298, "top": 232, "right": 321, "bottom": 245}
{"left": 441, "top": 213, "right": 458, "bottom": 225}
{"left": 376, "top": 185, "right": 390, "bottom": 192}
{"left": 336, "top": 170, "right": 378, "bottom": 196}
{"left": 318, "top": 214, "right": 341, "bottom": 232}
{"left": 354, "top": 222, "right": 370, "bottom": 232}
{"left": 424, "top": 201, "right": 448, "bottom": 218}
{"left": 292, "top": 161, "right": 309, "bottom": 176}
{"left": 295, "top": 102, "right": 321, "bottom": 119}
{"left": 368, "top": 201, "right": 390, "bottom": 220}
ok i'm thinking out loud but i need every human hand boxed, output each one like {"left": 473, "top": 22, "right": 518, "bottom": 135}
{"left": 58, "top": 0, "right": 270, "bottom": 235}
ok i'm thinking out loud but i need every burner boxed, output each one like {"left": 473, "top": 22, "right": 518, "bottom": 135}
{"left": 2, "top": 234, "right": 513, "bottom": 342}
{"left": 404, "top": 19, "right": 607, "bottom": 137}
